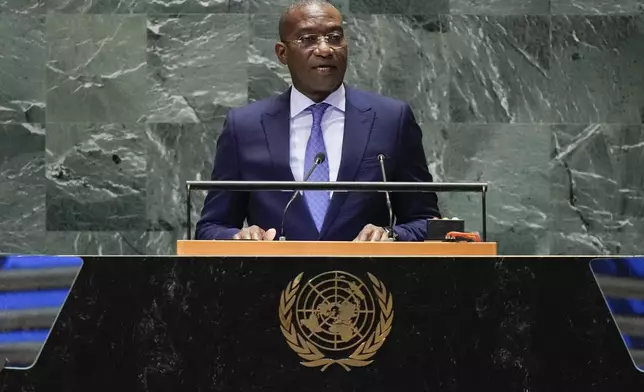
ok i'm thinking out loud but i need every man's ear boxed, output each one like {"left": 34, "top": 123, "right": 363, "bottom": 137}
{"left": 275, "top": 42, "right": 288, "bottom": 65}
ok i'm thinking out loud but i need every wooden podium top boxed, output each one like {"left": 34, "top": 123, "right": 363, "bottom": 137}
{"left": 176, "top": 240, "right": 497, "bottom": 256}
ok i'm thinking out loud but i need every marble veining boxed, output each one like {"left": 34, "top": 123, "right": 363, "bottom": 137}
{"left": 349, "top": 0, "right": 448, "bottom": 14}
{"left": 549, "top": 15, "right": 644, "bottom": 123}
{"left": 146, "top": 14, "right": 248, "bottom": 123}
{"left": 0, "top": 0, "right": 42, "bottom": 13}
{"left": 44, "top": 0, "right": 141, "bottom": 13}
{"left": 0, "top": 0, "right": 245, "bottom": 14}
{"left": 552, "top": 0, "right": 644, "bottom": 15}
{"left": 45, "top": 14, "right": 147, "bottom": 123}
{"left": 251, "top": 0, "right": 347, "bottom": 14}
{"left": 550, "top": 124, "right": 644, "bottom": 255}
{"left": 0, "top": 231, "right": 46, "bottom": 254}
{"left": 144, "top": 0, "right": 246, "bottom": 13}
{"left": 445, "top": 15, "right": 552, "bottom": 123}
{"left": 450, "top": 0, "right": 550, "bottom": 15}
{"left": 248, "top": 13, "right": 292, "bottom": 102}
{"left": 422, "top": 123, "right": 551, "bottom": 255}
{"left": 146, "top": 122, "right": 222, "bottom": 234}
{"left": 345, "top": 14, "right": 449, "bottom": 124}
{"left": 45, "top": 123, "right": 148, "bottom": 231}
{"left": 0, "top": 124, "right": 46, "bottom": 255}
{"left": 45, "top": 231, "right": 147, "bottom": 255}
{"left": 145, "top": 231, "right": 180, "bottom": 255}
{"left": 250, "top": 0, "right": 294, "bottom": 13}
{"left": 0, "top": 15, "right": 45, "bottom": 123}
{"left": 0, "top": 124, "right": 46, "bottom": 232}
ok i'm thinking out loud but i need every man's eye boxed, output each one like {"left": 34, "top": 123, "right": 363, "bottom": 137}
{"left": 327, "top": 33, "right": 343, "bottom": 42}
{"left": 300, "top": 35, "right": 318, "bottom": 43}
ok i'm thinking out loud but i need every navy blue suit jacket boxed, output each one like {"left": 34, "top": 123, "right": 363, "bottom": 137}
{"left": 195, "top": 85, "right": 440, "bottom": 241}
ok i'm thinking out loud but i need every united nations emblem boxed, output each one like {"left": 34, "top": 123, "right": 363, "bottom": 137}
{"left": 279, "top": 271, "right": 393, "bottom": 371}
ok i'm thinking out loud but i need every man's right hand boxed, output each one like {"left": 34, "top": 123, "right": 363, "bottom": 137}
{"left": 232, "top": 225, "right": 277, "bottom": 240}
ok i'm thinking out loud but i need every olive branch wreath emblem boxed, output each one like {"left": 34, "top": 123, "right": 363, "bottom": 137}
{"left": 278, "top": 272, "right": 394, "bottom": 371}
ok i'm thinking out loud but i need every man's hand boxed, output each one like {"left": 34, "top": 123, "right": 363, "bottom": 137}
{"left": 232, "top": 225, "right": 277, "bottom": 240}
{"left": 353, "top": 224, "right": 391, "bottom": 242}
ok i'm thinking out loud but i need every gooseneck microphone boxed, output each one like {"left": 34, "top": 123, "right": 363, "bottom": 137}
{"left": 378, "top": 153, "right": 396, "bottom": 240}
{"left": 279, "top": 152, "right": 326, "bottom": 241}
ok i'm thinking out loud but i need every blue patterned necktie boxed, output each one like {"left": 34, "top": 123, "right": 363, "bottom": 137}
{"left": 303, "top": 102, "right": 331, "bottom": 233}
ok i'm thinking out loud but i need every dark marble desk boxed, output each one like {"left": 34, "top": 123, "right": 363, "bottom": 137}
{"left": 1, "top": 256, "right": 643, "bottom": 391}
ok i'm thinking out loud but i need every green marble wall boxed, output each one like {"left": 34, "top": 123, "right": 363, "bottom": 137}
{"left": 0, "top": 0, "right": 642, "bottom": 255}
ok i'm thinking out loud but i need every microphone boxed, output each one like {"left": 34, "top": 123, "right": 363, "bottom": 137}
{"left": 378, "top": 154, "right": 396, "bottom": 240}
{"left": 279, "top": 152, "right": 326, "bottom": 241}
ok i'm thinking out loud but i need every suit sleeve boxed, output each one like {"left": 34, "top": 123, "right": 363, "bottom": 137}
{"left": 194, "top": 110, "right": 248, "bottom": 240}
{"left": 391, "top": 103, "right": 441, "bottom": 241}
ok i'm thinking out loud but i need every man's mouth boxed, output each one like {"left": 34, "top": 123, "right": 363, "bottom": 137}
{"left": 314, "top": 66, "right": 335, "bottom": 73}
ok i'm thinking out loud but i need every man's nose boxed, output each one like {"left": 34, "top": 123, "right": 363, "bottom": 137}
{"left": 314, "top": 41, "right": 334, "bottom": 57}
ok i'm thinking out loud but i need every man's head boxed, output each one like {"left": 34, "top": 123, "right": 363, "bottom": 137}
{"left": 275, "top": 0, "right": 348, "bottom": 102}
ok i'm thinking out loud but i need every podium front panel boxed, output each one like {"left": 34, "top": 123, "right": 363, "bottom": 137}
{"left": 0, "top": 256, "right": 642, "bottom": 391}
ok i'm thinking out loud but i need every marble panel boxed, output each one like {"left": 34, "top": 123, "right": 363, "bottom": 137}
{"left": 146, "top": 122, "right": 222, "bottom": 236}
{"left": 45, "top": 231, "right": 148, "bottom": 255}
{"left": 550, "top": 124, "right": 644, "bottom": 255}
{"left": 0, "top": 231, "right": 46, "bottom": 254}
{"left": 250, "top": 0, "right": 293, "bottom": 13}
{"left": 422, "top": 123, "right": 551, "bottom": 255}
{"left": 349, "top": 0, "right": 448, "bottom": 14}
{"left": 0, "top": 0, "right": 139, "bottom": 13}
{"left": 147, "top": 14, "right": 248, "bottom": 123}
{"left": 450, "top": 0, "right": 549, "bottom": 15}
{"left": 549, "top": 16, "right": 644, "bottom": 123}
{"left": 46, "top": 0, "right": 140, "bottom": 13}
{"left": 250, "top": 0, "right": 349, "bottom": 14}
{"left": 329, "top": 0, "right": 350, "bottom": 14}
{"left": 46, "top": 123, "right": 149, "bottom": 231}
{"left": 45, "top": 15, "right": 147, "bottom": 123}
{"left": 552, "top": 0, "right": 644, "bottom": 15}
{"left": 0, "top": 124, "right": 45, "bottom": 234}
{"left": 344, "top": 14, "right": 448, "bottom": 124}
{"left": 0, "top": 0, "right": 43, "bottom": 13}
{"left": 144, "top": 0, "right": 246, "bottom": 13}
{"left": 248, "top": 13, "right": 292, "bottom": 102}
{"left": 445, "top": 15, "right": 551, "bottom": 123}
{"left": 0, "top": 15, "right": 46, "bottom": 123}
{"left": 0, "top": 124, "right": 46, "bottom": 254}
{"left": 146, "top": 231, "right": 179, "bottom": 255}
{"left": 0, "top": 0, "right": 246, "bottom": 13}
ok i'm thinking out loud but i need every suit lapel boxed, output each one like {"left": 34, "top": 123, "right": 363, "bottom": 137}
{"left": 261, "top": 89, "right": 294, "bottom": 181}
{"left": 336, "top": 89, "right": 375, "bottom": 183}
{"left": 320, "top": 86, "right": 375, "bottom": 238}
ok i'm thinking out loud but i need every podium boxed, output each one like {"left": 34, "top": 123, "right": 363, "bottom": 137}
{"left": 176, "top": 240, "right": 498, "bottom": 256}
{"left": 2, "top": 251, "right": 644, "bottom": 390}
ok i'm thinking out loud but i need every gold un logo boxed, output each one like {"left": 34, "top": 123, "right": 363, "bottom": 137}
{"left": 279, "top": 271, "right": 394, "bottom": 371}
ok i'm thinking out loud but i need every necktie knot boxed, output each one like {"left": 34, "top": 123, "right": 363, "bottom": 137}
{"left": 308, "top": 103, "right": 330, "bottom": 127}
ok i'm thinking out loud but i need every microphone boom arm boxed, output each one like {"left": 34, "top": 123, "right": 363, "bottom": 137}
{"left": 279, "top": 152, "right": 326, "bottom": 241}
{"left": 378, "top": 154, "right": 397, "bottom": 240}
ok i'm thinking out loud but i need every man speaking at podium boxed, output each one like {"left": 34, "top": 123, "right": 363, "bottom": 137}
{"left": 196, "top": 0, "right": 440, "bottom": 242}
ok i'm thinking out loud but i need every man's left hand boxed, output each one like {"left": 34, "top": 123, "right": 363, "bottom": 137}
{"left": 353, "top": 224, "right": 391, "bottom": 242}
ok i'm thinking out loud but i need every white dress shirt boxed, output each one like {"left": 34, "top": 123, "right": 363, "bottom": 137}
{"left": 289, "top": 84, "right": 345, "bottom": 185}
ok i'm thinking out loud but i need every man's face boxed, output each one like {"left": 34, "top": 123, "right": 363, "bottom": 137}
{"left": 275, "top": 4, "right": 348, "bottom": 100}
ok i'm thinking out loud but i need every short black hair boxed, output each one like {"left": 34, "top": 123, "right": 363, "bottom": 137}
{"left": 278, "top": 0, "right": 336, "bottom": 41}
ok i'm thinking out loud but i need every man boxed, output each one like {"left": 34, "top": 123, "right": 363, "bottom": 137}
{"left": 195, "top": 0, "right": 440, "bottom": 242}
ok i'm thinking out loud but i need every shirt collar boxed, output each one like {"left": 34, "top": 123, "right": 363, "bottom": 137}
{"left": 290, "top": 83, "right": 346, "bottom": 119}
